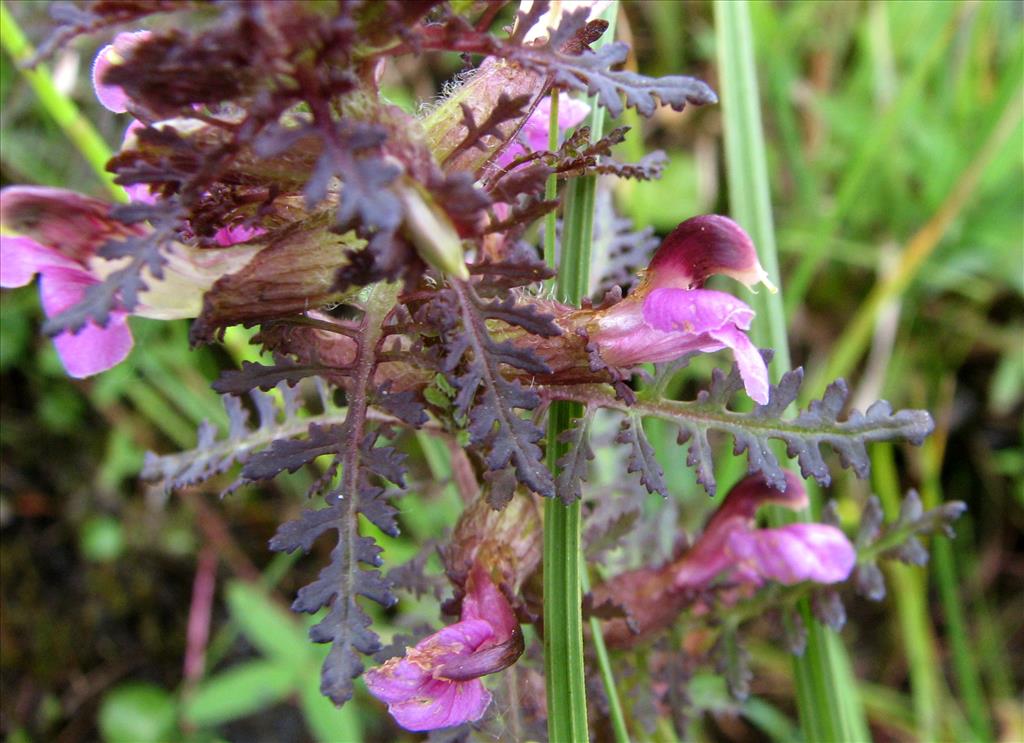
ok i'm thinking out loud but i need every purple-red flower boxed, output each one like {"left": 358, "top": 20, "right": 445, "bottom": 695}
{"left": 92, "top": 30, "right": 151, "bottom": 114}
{"left": 591, "top": 472, "right": 856, "bottom": 648}
{"left": 673, "top": 472, "right": 856, "bottom": 589}
{"left": 585, "top": 215, "right": 775, "bottom": 404}
{"left": 1, "top": 186, "right": 260, "bottom": 377}
{"left": 364, "top": 562, "right": 522, "bottom": 732}
{"left": 2, "top": 233, "right": 135, "bottom": 378}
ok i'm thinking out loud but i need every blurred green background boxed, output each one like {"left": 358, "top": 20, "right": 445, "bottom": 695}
{"left": 1, "top": 1, "right": 1021, "bottom": 742}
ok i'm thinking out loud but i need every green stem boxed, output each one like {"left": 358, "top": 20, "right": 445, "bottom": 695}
{"left": 872, "top": 444, "right": 942, "bottom": 741}
{"left": 0, "top": 2, "right": 125, "bottom": 201}
{"left": 582, "top": 568, "right": 629, "bottom": 743}
{"left": 543, "top": 6, "right": 619, "bottom": 740}
{"left": 919, "top": 435, "right": 993, "bottom": 741}
{"left": 543, "top": 91, "right": 560, "bottom": 275}
{"left": 543, "top": 74, "right": 588, "bottom": 743}
{"left": 714, "top": 3, "right": 869, "bottom": 741}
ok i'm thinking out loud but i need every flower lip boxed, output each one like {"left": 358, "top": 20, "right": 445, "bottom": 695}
{"left": 673, "top": 472, "right": 811, "bottom": 589}
{"left": 1, "top": 186, "right": 139, "bottom": 266}
{"left": 645, "top": 214, "right": 776, "bottom": 292}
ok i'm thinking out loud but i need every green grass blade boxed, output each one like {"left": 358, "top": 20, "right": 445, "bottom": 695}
{"left": 714, "top": 3, "right": 869, "bottom": 740}
{"left": 804, "top": 89, "right": 1023, "bottom": 402}
{"left": 872, "top": 443, "right": 943, "bottom": 740}
{"left": 919, "top": 435, "right": 994, "bottom": 741}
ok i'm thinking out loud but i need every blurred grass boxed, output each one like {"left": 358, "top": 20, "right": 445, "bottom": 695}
{"left": 2, "top": 1, "right": 1022, "bottom": 742}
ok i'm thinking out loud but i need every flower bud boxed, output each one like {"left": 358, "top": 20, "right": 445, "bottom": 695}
{"left": 396, "top": 181, "right": 470, "bottom": 280}
{"left": 444, "top": 490, "right": 542, "bottom": 597}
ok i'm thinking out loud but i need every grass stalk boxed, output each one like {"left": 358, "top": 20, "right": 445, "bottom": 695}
{"left": 918, "top": 411, "right": 994, "bottom": 741}
{"left": 543, "top": 6, "right": 621, "bottom": 740}
{"left": 714, "top": 2, "right": 869, "bottom": 740}
{"left": 872, "top": 443, "right": 943, "bottom": 741}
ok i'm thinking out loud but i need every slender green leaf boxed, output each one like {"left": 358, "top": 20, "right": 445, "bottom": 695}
{"left": 183, "top": 660, "right": 297, "bottom": 727}
{"left": 225, "top": 581, "right": 313, "bottom": 664}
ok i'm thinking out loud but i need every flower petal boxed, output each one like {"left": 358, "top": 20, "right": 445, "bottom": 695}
{"left": 0, "top": 235, "right": 78, "bottom": 287}
{"left": 213, "top": 224, "right": 265, "bottom": 246}
{"left": 39, "top": 267, "right": 133, "bottom": 377}
{"left": 726, "top": 524, "right": 856, "bottom": 585}
{"left": 673, "top": 473, "right": 809, "bottom": 589}
{"left": 495, "top": 92, "right": 590, "bottom": 169}
{"left": 364, "top": 618, "right": 493, "bottom": 704}
{"left": 522, "top": 93, "right": 591, "bottom": 153}
{"left": 641, "top": 287, "right": 754, "bottom": 334}
{"left": 706, "top": 324, "right": 770, "bottom": 405}
{"left": 460, "top": 562, "right": 518, "bottom": 641}
{"left": 641, "top": 287, "right": 767, "bottom": 403}
{"left": 92, "top": 31, "right": 151, "bottom": 113}
{"left": 646, "top": 215, "right": 776, "bottom": 291}
{"left": 386, "top": 677, "right": 492, "bottom": 731}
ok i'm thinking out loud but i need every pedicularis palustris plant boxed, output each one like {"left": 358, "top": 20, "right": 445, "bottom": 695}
{"left": 1, "top": 1, "right": 964, "bottom": 736}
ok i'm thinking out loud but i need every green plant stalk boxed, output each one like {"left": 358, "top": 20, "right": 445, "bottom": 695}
{"left": 0, "top": 2, "right": 125, "bottom": 201}
{"left": 872, "top": 443, "right": 942, "bottom": 741}
{"left": 919, "top": 435, "right": 994, "bottom": 741}
{"left": 543, "top": 92, "right": 560, "bottom": 273}
{"left": 542, "top": 7, "right": 618, "bottom": 740}
{"left": 581, "top": 568, "right": 630, "bottom": 743}
{"left": 713, "top": 2, "right": 869, "bottom": 741}
{"left": 543, "top": 83, "right": 589, "bottom": 743}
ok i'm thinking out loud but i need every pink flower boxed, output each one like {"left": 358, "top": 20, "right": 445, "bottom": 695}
{"left": 364, "top": 563, "right": 523, "bottom": 731}
{"left": 726, "top": 523, "right": 858, "bottom": 586}
{"left": 591, "top": 472, "right": 856, "bottom": 649}
{"left": 0, "top": 187, "right": 145, "bottom": 377}
{"left": 495, "top": 92, "right": 591, "bottom": 170}
{"left": 586, "top": 215, "right": 775, "bottom": 404}
{"left": 1, "top": 186, "right": 260, "bottom": 377}
{"left": 2, "top": 234, "right": 134, "bottom": 377}
{"left": 673, "top": 472, "right": 856, "bottom": 589}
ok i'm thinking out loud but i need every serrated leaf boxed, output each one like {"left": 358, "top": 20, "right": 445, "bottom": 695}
{"left": 811, "top": 589, "right": 847, "bottom": 631}
{"left": 241, "top": 423, "right": 341, "bottom": 481}
{"left": 547, "top": 359, "right": 935, "bottom": 496}
{"left": 429, "top": 282, "right": 556, "bottom": 498}
{"left": 713, "top": 631, "right": 752, "bottom": 702}
{"left": 854, "top": 562, "right": 887, "bottom": 602}
{"left": 616, "top": 414, "right": 667, "bottom": 497}
{"left": 299, "top": 660, "right": 363, "bottom": 743}
{"left": 555, "top": 414, "right": 594, "bottom": 504}
{"left": 266, "top": 282, "right": 402, "bottom": 706}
